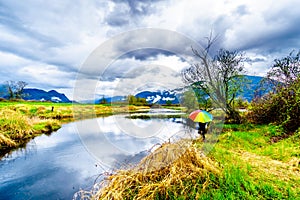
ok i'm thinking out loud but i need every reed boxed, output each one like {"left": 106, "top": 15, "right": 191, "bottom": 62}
{"left": 0, "top": 108, "right": 61, "bottom": 151}
{"left": 0, "top": 108, "right": 33, "bottom": 148}
{"left": 90, "top": 142, "right": 220, "bottom": 200}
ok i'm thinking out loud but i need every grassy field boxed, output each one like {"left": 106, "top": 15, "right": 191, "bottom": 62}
{"left": 87, "top": 123, "right": 300, "bottom": 199}
{"left": 0, "top": 101, "right": 149, "bottom": 155}
{"left": 0, "top": 101, "right": 150, "bottom": 119}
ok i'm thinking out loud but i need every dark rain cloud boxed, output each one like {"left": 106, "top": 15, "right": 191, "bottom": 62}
{"left": 245, "top": 57, "right": 266, "bottom": 63}
{"left": 112, "top": 0, "right": 162, "bottom": 16}
{"left": 106, "top": 0, "right": 163, "bottom": 27}
{"left": 120, "top": 49, "right": 175, "bottom": 60}
{"left": 222, "top": 2, "right": 300, "bottom": 55}
{"left": 234, "top": 5, "right": 249, "bottom": 16}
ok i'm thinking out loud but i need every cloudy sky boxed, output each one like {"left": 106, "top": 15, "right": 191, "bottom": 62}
{"left": 1, "top": 0, "right": 300, "bottom": 100}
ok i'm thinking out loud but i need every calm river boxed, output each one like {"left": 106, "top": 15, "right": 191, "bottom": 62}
{"left": 0, "top": 113, "right": 195, "bottom": 199}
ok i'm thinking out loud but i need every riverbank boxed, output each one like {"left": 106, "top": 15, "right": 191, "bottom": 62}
{"left": 0, "top": 108, "right": 61, "bottom": 156}
{"left": 0, "top": 101, "right": 150, "bottom": 157}
{"left": 87, "top": 124, "right": 300, "bottom": 199}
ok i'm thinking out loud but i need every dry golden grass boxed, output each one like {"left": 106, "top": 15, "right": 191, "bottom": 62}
{"left": 0, "top": 108, "right": 61, "bottom": 151}
{"left": 88, "top": 141, "right": 220, "bottom": 200}
{"left": 0, "top": 108, "right": 33, "bottom": 148}
{"left": 0, "top": 132, "right": 16, "bottom": 147}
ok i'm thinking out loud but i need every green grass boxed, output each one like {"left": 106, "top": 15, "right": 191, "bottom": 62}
{"left": 32, "top": 120, "right": 61, "bottom": 134}
{"left": 219, "top": 124, "right": 300, "bottom": 162}
{"left": 206, "top": 124, "right": 300, "bottom": 199}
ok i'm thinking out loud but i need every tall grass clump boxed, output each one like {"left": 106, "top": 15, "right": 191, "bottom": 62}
{"left": 0, "top": 107, "right": 61, "bottom": 151}
{"left": 90, "top": 143, "right": 221, "bottom": 200}
{"left": 0, "top": 108, "right": 33, "bottom": 149}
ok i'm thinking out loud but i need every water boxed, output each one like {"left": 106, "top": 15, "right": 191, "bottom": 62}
{"left": 0, "top": 114, "right": 194, "bottom": 200}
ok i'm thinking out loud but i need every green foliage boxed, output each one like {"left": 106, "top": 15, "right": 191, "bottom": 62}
{"left": 189, "top": 84, "right": 214, "bottom": 111}
{"left": 127, "top": 95, "right": 147, "bottom": 106}
{"left": 234, "top": 97, "right": 249, "bottom": 109}
{"left": 250, "top": 50, "right": 300, "bottom": 134}
{"left": 99, "top": 96, "right": 108, "bottom": 104}
{"left": 166, "top": 100, "right": 172, "bottom": 106}
{"left": 249, "top": 78, "right": 300, "bottom": 133}
{"left": 200, "top": 166, "right": 292, "bottom": 200}
{"left": 181, "top": 89, "right": 199, "bottom": 112}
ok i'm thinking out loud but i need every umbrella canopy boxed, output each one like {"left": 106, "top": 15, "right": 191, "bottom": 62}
{"left": 189, "top": 110, "right": 213, "bottom": 123}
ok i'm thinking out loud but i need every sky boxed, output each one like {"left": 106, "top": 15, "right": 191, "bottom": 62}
{"left": 1, "top": 0, "right": 300, "bottom": 100}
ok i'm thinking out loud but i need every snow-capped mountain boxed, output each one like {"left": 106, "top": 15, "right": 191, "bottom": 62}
{"left": 135, "top": 90, "right": 180, "bottom": 104}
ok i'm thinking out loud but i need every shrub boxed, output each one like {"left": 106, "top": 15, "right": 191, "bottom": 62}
{"left": 248, "top": 78, "right": 300, "bottom": 133}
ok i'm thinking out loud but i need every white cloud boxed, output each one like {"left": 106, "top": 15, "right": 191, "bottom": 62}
{"left": 0, "top": 51, "right": 30, "bottom": 67}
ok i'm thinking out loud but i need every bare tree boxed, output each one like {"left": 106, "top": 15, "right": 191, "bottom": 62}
{"left": 267, "top": 50, "right": 300, "bottom": 87}
{"left": 181, "top": 36, "right": 245, "bottom": 123}
{"left": 255, "top": 50, "right": 300, "bottom": 98}
{"left": 6, "top": 81, "right": 16, "bottom": 99}
{"left": 5, "top": 80, "right": 28, "bottom": 99}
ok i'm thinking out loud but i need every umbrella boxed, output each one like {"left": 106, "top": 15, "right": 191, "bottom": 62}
{"left": 189, "top": 110, "right": 213, "bottom": 123}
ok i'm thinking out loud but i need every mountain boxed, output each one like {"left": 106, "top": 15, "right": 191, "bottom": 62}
{"left": 240, "top": 75, "right": 264, "bottom": 101}
{"left": 0, "top": 85, "right": 71, "bottom": 103}
{"left": 23, "top": 88, "right": 71, "bottom": 103}
{"left": 135, "top": 90, "right": 180, "bottom": 104}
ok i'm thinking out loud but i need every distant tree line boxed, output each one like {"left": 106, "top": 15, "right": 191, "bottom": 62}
{"left": 127, "top": 95, "right": 147, "bottom": 106}
{"left": 99, "top": 95, "right": 148, "bottom": 106}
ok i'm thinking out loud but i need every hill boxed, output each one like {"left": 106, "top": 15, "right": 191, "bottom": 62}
{"left": 23, "top": 88, "right": 71, "bottom": 103}
{"left": 240, "top": 75, "right": 264, "bottom": 101}
{"left": 0, "top": 85, "right": 71, "bottom": 103}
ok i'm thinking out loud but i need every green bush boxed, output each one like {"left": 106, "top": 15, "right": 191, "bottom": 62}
{"left": 249, "top": 78, "right": 300, "bottom": 133}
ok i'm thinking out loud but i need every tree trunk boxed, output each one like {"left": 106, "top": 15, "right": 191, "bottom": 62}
{"left": 226, "top": 105, "right": 241, "bottom": 124}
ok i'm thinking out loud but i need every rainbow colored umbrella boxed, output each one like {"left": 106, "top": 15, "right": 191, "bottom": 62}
{"left": 189, "top": 110, "right": 213, "bottom": 123}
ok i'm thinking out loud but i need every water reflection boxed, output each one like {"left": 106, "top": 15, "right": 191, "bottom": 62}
{"left": 0, "top": 116, "right": 195, "bottom": 200}
{"left": 76, "top": 115, "right": 193, "bottom": 169}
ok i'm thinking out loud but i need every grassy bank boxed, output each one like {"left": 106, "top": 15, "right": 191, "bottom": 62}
{"left": 0, "top": 101, "right": 150, "bottom": 119}
{"left": 0, "top": 108, "right": 60, "bottom": 154}
{"left": 0, "top": 101, "right": 149, "bottom": 156}
{"left": 87, "top": 124, "right": 299, "bottom": 199}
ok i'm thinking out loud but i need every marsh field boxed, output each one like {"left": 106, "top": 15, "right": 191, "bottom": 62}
{"left": 0, "top": 101, "right": 299, "bottom": 199}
